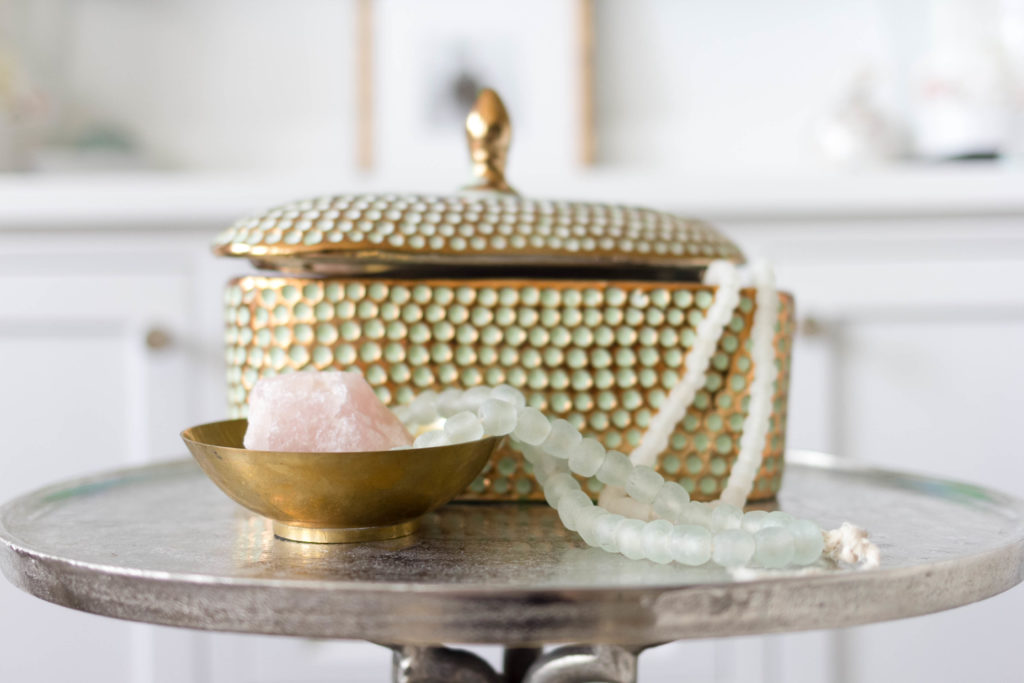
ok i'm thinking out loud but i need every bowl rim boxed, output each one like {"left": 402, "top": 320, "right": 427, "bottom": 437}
{"left": 180, "top": 417, "right": 501, "bottom": 460}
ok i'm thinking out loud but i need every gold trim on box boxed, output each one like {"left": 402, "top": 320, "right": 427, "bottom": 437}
{"left": 223, "top": 277, "right": 793, "bottom": 502}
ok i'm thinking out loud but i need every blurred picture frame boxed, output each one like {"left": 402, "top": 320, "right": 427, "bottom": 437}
{"left": 357, "top": 0, "right": 594, "bottom": 179}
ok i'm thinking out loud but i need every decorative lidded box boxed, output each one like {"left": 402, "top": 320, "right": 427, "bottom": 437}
{"left": 214, "top": 90, "right": 794, "bottom": 502}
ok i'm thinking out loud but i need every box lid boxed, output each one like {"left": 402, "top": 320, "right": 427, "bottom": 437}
{"left": 213, "top": 90, "right": 744, "bottom": 277}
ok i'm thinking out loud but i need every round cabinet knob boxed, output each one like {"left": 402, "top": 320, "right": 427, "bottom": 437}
{"left": 798, "top": 316, "right": 825, "bottom": 338}
{"left": 145, "top": 327, "right": 173, "bottom": 350}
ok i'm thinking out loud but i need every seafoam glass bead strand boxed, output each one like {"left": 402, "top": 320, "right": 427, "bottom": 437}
{"left": 395, "top": 258, "right": 878, "bottom": 569}
{"left": 398, "top": 383, "right": 827, "bottom": 569}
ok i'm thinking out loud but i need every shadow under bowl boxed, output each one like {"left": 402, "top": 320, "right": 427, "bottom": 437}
{"left": 181, "top": 419, "right": 499, "bottom": 544}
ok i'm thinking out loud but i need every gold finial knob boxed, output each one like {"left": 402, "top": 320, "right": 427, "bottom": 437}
{"left": 464, "top": 89, "right": 515, "bottom": 194}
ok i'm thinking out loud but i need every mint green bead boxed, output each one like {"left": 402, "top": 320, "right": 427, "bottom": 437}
{"left": 542, "top": 419, "right": 583, "bottom": 458}
{"left": 651, "top": 481, "right": 689, "bottom": 522}
{"left": 595, "top": 450, "right": 631, "bottom": 486}
{"left": 569, "top": 438, "right": 606, "bottom": 477}
{"left": 595, "top": 513, "right": 626, "bottom": 552}
{"left": 443, "top": 411, "right": 484, "bottom": 444}
{"left": 642, "top": 519, "right": 675, "bottom": 564}
{"left": 576, "top": 507, "right": 607, "bottom": 547}
{"left": 762, "top": 511, "right": 794, "bottom": 529}
{"left": 542, "top": 473, "right": 577, "bottom": 507}
{"left": 741, "top": 510, "right": 768, "bottom": 533}
{"left": 712, "top": 529, "right": 756, "bottom": 567}
{"left": 789, "top": 519, "right": 825, "bottom": 565}
{"left": 478, "top": 399, "right": 517, "bottom": 436}
{"left": 711, "top": 503, "right": 743, "bottom": 532}
{"left": 616, "top": 519, "right": 647, "bottom": 560}
{"left": 512, "top": 406, "right": 551, "bottom": 445}
{"left": 557, "top": 490, "right": 592, "bottom": 531}
{"left": 754, "top": 527, "right": 795, "bottom": 568}
{"left": 669, "top": 525, "right": 711, "bottom": 566}
{"left": 677, "top": 501, "right": 712, "bottom": 527}
{"left": 491, "top": 384, "right": 526, "bottom": 407}
{"left": 625, "top": 465, "right": 664, "bottom": 504}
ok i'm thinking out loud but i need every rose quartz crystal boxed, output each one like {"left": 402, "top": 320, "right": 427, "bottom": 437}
{"left": 243, "top": 372, "right": 413, "bottom": 452}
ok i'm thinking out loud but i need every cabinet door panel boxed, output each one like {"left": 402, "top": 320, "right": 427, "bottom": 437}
{"left": 841, "top": 319, "right": 1024, "bottom": 493}
{"left": 0, "top": 269, "right": 193, "bottom": 683}
{"left": 836, "top": 318, "right": 1024, "bottom": 683}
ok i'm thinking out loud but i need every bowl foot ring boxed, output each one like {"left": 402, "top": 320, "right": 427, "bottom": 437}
{"left": 273, "top": 518, "right": 420, "bottom": 544}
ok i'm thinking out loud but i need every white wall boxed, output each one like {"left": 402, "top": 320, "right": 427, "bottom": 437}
{"left": 594, "top": 0, "right": 891, "bottom": 169}
{"left": 9, "top": 0, "right": 357, "bottom": 172}
{"left": 8, "top": 0, "right": 1020, "bottom": 173}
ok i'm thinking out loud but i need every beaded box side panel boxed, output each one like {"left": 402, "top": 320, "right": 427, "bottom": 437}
{"left": 223, "top": 278, "right": 793, "bottom": 502}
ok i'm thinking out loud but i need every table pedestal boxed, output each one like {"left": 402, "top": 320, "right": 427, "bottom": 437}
{"left": 390, "top": 644, "right": 639, "bottom": 683}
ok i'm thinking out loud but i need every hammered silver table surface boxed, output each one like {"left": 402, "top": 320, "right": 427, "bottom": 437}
{"left": 1, "top": 450, "right": 1023, "bottom": 648}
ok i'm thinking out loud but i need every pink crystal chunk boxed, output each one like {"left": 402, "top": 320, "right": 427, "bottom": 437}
{"left": 243, "top": 372, "right": 413, "bottom": 452}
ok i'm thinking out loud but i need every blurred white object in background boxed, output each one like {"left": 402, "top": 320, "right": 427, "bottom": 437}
{"left": 1000, "top": 0, "right": 1024, "bottom": 162}
{"left": 371, "top": 0, "right": 583, "bottom": 178}
{"left": 812, "top": 67, "right": 908, "bottom": 165}
{"left": 913, "top": 0, "right": 1015, "bottom": 160}
{"left": 0, "top": 37, "right": 44, "bottom": 171}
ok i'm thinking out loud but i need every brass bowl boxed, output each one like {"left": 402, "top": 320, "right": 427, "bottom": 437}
{"left": 181, "top": 418, "right": 499, "bottom": 543}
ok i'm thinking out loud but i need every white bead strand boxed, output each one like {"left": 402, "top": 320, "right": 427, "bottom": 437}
{"left": 629, "top": 262, "right": 743, "bottom": 469}
{"left": 599, "top": 260, "right": 741, "bottom": 522}
{"left": 719, "top": 261, "right": 779, "bottom": 508}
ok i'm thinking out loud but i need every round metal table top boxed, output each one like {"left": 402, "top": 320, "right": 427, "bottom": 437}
{"left": 1, "top": 451, "right": 1023, "bottom": 646}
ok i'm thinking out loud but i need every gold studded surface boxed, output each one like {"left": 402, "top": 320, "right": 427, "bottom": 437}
{"left": 213, "top": 194, "right": 744, "bottom": 272}
{"left": 223, "top": 278, "right": 793, "bottom": 502}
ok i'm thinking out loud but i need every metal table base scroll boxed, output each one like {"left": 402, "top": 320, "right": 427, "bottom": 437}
{"left": 3, "top": 451, "right": 1024, "bottom": 682}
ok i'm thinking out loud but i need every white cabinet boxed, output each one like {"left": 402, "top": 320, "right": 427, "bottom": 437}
{"left": 833, "top": 314, "right": 1024, "bottom": 683}
{"left": 723, "top": 216, "right": 1024, "bottom": 683}
{"left": 0, "top": 231, "right": 213, "bottom": 683}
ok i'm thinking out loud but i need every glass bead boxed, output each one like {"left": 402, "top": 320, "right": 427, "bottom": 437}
{"left": 625, "top": 466, "right": 664, "bottom": 504}
{"left": 460, "top": 386, "right": 492, "bottom": 411}
{"left": 407, "top": 392, "right": 439, "bottom": 425}
{"left": 443, "top": 411, "right": 484, "bottom": 444}
{"left": 642, "top": 519, "right": 674, "bottom": 564}
{"left": 616, "top": 519, "right": 647, "bottom": 560}
{"left": 491, "top": 384, "right": 526, "bottom": 407}
{"left": 557, "top": 490, "right": 592, "bottom": 531}
{"left": 542, "top": 473, "right": 577, "bottom": 507}
{"left": 576, "top": 507, "right": 607, "bottom": 547}
{"left": 668, "top": 525, "right": 712, "bottom": 566}
{"left": 595, "top": 513, "right": 626, "bottom": 552}
{"left": 414, "top": 430, "right": 446, "bottom": 449}
{"left": 753, "top": 527, "right": 795, "bottom": 568}
{"left": 512, "top": 407, "right": 552, "bottom": 445}
{"left": 391, "top": 405, "right": 412, "bottom": 424}
{"left": 711, "top": 504, "right": 743, "bottom": 532}
{"left": 676, "top": 501, "right": 712, "bottom": 527}
{"left": 569, "top": 438, "right": 607, "bottom": 477}
{"left": 478, "top": 399, "right": 517, "bottom": 436}
{"left": 789, "top": 519, "right": 825, "bottom": 565}
{"left": 542, "top": 419, "right": 583, "bottom": 459}
{"left": 533, "top": 452, "right": 564, "bottom": 481}
{"left": 595, "top": 450, "right": 631, "bottom": 486}
{"left": 762, "top": 511, "right": 794, "bottom": 529}
{"left": 741, "top": 510, "right": 768, "bottom": 533}
{"left": 437, "top": 389, "right": 463, "bottom": 418}
{"left": 712, "top": 529, "right": 756, "bottom": 567}
{"left": 651, "top": 482, "right": 689, "bottom": 522}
